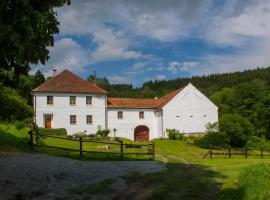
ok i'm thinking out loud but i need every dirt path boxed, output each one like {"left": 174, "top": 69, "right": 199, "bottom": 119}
{"left": 0, "top": 152, "right": 165, "bottom": 200}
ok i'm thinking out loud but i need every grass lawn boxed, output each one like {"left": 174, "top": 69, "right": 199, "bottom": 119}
{"left": 1, "top": 123, "right": 270, "bottom": 199}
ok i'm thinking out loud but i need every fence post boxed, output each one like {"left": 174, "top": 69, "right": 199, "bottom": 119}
{"left": 152, "top": 142, "right": 155, "bottom": 160}
{"left": 229, "top": 147, "right": 231, "bottom": 158}
{"left": 28, "top": 130, "right": 33, "bottom": 149}
{"left": 245, "top": 148, "right": 248, "bottom": 159}
{"left": 261, "top": 149, "right": 263, "bottom": 159}
{"left": 120, "top": 141, "right": 123, "bottom": 159}
{"left": 79, "top": 136, "right": 83, "bottom": 156}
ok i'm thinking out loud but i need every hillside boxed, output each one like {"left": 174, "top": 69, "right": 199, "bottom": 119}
{"left": 99, "top": 67, "right": 270, "bottom": 98}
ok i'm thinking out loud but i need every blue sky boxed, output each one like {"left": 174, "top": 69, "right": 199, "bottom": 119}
{"left": 32, "top": 0, "right": 270, "bottom": 86}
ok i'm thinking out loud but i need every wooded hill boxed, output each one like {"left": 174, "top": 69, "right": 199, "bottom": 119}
{"left": 93, "top": 67, "right": 270, "bottom": 98}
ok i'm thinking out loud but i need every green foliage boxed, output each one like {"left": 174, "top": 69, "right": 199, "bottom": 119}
{"left": 219, "top": 114, "right": 254, "bottom": 147}
{"left": 236, "top": 164, "right": 270, "bottom": 199}
{"left": 0, "top": 0, "right": 70, "bottom": 87}
{"left": 166, "top": 129, "right": 184, "bottom": 140}
{"left": 96, "top": 129, "right": 110, "bottom": 137}
{"left": 37, "top": 128, "right": 67, "bottom": 136}
{"left": 14, "top": 120, "right": 25, "bottom": 130}
{"left": 0, "top": 87, "right": 33, "bottom": 121}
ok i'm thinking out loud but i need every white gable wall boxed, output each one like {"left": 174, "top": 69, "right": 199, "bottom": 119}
{"left": 34, "top": 92, "right": 106, "bottom": 135}
{"left": 162, "top": 83, "right": 218, "bottom": 135}
{"left": 107, "top": 108, "right": 159, "bottom": 140}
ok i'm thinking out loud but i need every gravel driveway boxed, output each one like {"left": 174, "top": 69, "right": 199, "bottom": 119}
{"left": 0, "top": 152, "right": 165, "bottom": 200}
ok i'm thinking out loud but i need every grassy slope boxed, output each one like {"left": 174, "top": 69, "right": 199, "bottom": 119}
{"left": 1, "top": 124, "right": 270, "bottom": 199}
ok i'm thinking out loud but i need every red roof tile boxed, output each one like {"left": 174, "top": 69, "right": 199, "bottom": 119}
{"left": 32, "top": 70, "right": 107, "bottom": 94}
{"left": 107, "top": 88, "right": 183, "bottom": 109}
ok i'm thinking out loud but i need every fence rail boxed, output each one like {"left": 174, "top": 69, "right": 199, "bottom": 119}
{"left": 203, "top": 147, "right": 270, "bottom": 159}
{"left": 28, "top": 130, "right": 155, "bottom": 159}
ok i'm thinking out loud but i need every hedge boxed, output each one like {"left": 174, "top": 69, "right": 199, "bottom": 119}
{"left": 37, "top": 128, "right": 67, "bottom": 136}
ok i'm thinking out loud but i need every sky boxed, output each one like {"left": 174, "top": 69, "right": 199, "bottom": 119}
{"left": 32, "top": 0, "right": 270, "bottom": 86}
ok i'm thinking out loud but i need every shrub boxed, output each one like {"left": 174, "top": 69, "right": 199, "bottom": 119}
{"left": 37, "top": 128, "right": 67, "bottom": 136}
{"left": 166, "top": 129, "right": 184, "bottom": 140}
{"left": 245, "top": 136, "right": 270, "bottom": 149}
{"left": 96, "top": 129, "right": 110, "bottom": 137}
{"left": 14, "top": 120, "right": 25, "bottom": 130}
{"left": 0, "top": 87, "right": 33, "bottom": 121}
{"left": 219, "top": 114, "right": 254, "bottom": 147}
{"left": 195, "top": 132, "right": 229, "bottom": 148}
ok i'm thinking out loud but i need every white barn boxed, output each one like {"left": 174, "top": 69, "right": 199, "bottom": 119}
{"left": 33, "top": 70, "right": 218, "bottom": 141}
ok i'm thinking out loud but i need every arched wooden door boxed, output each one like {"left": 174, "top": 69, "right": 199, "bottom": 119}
{"left": 134, "top": 125, "right": 149, "bottom": 141}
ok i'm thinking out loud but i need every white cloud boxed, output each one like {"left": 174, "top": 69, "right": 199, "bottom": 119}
{"left": 168, "top": 61, "right": 199, "bottom": 74}
{"left": 155, "top": 74, "right": 166, "bottom": 80}
{"left": 57, "top": 0, "right": 209, "bottom": 41}
{"left": 31, "top": 38, "right": 89, "bottom": 76}
{"left": 90, "top": 28, "right": 143, "bottom": 63}
{"left": 107, "top": 74, "right": 134, "bottom": 84}
{"left": 131, "top": 62, "right": 146, "bottom": 71}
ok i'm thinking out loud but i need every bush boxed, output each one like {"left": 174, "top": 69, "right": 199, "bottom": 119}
{"left": 219, "top": 114, "right": 254, "bottom": 147}
{"left": 195, "top": 132, "right": 229, "bottom": 148}
{"left": 166, "top": 129, "right": 184, "bottom": 140}
{"left": 14, "top": 120, "right": 25, "bottom": 130}
{"left": 96, "top": 129, "right": 110, "bottom": 137}
{"left": 37, "top": 128, "right": 67, "bottom": 136}
{"left": 245, "top": 136, "right": 270, "bottom": 149}
{"left": 0, "top": 87, "right": 33, "bottom": 121}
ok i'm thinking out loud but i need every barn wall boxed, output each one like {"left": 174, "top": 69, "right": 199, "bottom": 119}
{"left": 33, "top": 92, "right": 106, "bottom": 135}
{"left": 162, "top": 83, "right": 218, "bottom": 136}
{"left": 107, "top": 108, "right": 158, "bottom": 140}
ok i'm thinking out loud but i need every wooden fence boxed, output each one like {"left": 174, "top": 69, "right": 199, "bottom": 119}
{"left": 28, "top": 130, "right": 155, "bottom": 159}
{"left": 203, "top": 147, "right": 270, "bottom": 159}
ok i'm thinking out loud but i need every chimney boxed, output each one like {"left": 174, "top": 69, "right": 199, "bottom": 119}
{"left": 52, "top": 68, "right": 57, "bottom": 77}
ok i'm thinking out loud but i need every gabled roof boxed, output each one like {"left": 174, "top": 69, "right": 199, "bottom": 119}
{"left": 107, "top": 88, "right": 184, "bottom": 109}
{"left": 32, "top": 70, "right": 107, "bottom": 94}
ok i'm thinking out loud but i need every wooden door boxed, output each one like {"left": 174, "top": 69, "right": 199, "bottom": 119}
{"left": 45, "top": 115, "right": 52, "bottom": 129}
{"left": 134, "top": 125, "right": 149, "bottom": 141}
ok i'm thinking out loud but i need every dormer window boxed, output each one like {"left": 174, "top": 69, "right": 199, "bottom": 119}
{"left": 86, "top": 96, "right": 92, "bottom": 105}
{"left": 47, "top": 96, "right": 53, "bottom": 105}
{"left": 70, "top": 96, "right": 76, "bottom": 105}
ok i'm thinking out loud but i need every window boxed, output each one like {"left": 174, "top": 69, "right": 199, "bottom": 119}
{"left": 139, "top": 111, "right": 144, "bottom": 119}
{"left": 117, "top": 111, "right": 123, "bottom": 119}
{"left": 70, "top": 115, "right": 76, "bottom": 125}
{"left": 70, "top": 96, "right": 76, "bottom": 105}
{"left": 86, "top": 115, "right": 92, "bottom": 124}
{"left": 47, "top": 96, "right": 53, "bottom": 105}
{"left": 86, "top": 96, "right": 92, "bottom": 105}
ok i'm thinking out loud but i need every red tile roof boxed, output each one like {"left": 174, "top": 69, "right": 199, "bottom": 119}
{"left": 108, "top": 88, "right": 183, "bottom": 109}
{"left": 32, "top": 70, "right": 108, "bottom": 94}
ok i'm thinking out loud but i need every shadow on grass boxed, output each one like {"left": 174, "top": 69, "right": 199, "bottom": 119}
{"left": 120, "top": 163, "right": 226, "bottom": 200}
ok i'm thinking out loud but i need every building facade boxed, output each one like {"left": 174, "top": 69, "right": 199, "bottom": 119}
{"left": 33, "top": 70, "right": 218, "bottom": 141}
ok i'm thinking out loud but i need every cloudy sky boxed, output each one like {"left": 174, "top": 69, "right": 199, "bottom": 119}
{"left": 32, "top": 0, "right": 270, "bottom": 86}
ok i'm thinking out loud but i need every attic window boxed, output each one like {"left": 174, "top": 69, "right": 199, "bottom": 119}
{"left": 176, "top": 115, "right": 180, "bottom": 118}
{"left": 86, "top": 96, "right": 92, "bottom": 105}
{"left": 204, "top": 114, "right": 207, "bottom": 117}
{"left": 139, "top": 111, "right": 144, "bottom": 119}
{"left": 190, "top": 115, "right": 193, "bottom": 118}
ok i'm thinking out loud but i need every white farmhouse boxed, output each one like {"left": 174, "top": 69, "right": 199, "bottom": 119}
{"left": 33, "top": 70, "right": 218, "bottom": 141}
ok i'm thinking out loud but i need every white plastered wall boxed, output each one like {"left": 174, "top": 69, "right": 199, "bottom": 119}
{"left": 33, "top": 92, "right": 106, "bottom": 135}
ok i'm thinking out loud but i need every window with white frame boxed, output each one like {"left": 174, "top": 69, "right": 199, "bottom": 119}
{"left": 86, "top": 115, "right": 92, "bottom": 124}
{"left": 70, "top": 115, "right": 76, "bottom": 125}
{"left": 117, "top": 111, "right": 123, "bottom": 119}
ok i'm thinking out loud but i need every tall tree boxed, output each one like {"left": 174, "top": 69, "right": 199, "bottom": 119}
{"left": 0, "top": 0, "right": 70, "bottom": 87}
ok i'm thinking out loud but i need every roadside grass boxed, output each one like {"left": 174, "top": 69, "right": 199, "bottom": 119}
{"left": 0, "top": 123, "right": 29, "bottom": 151}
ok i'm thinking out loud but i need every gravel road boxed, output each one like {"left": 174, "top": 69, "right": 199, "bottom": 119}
{"left": 0, "top": 152, "right": 165, "bottom": 200}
